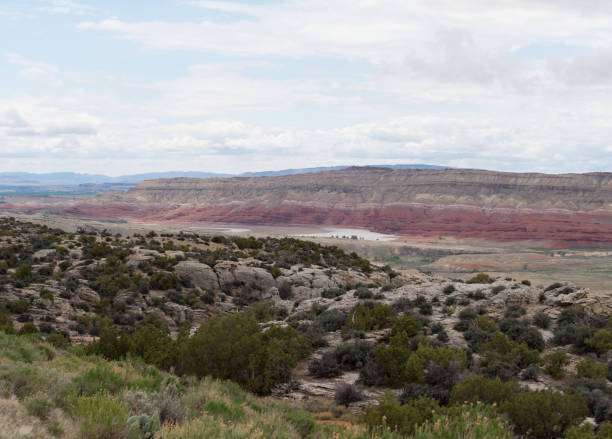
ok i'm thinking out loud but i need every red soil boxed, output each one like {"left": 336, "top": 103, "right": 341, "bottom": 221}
{"left": 45, "top": 202, "right": 612, "bottom": 248}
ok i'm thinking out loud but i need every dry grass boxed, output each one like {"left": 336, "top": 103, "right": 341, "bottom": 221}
{"left": 0, "top": 398, "right": 77, "bottom": 439}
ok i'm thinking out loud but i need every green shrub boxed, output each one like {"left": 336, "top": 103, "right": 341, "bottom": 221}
{"left": 182, "top": 313, "right": 309, "bottom": 395}
{"left": 5, "top": 366, "right": 44, "bottom": 398}
{"left": 127, "top": 414, "right": 158, "bottom": 439}
{"left": 335, "top": 382, "right": 363, "bottom": 407}
{"left": 46, "top": 333, "right": 70, "bottom": 349}
{"left": 544, "top": 350, "right": 569, "bottom": 379}
{"left": 9, "top": 299, "right": 29, "bottom": 314}
{"left": 373, "top": 339, "right": 467, "bottom": 387}
{"left": 74, "top": 364, "right": 126, "bottom": 396}
{"left": 597, "top": 422, "right": 612, "bottom": 439}
{"left": 72, "top": 394, "right": 139, "bottom": 439}
{"left": 25, "top": 394, "right": 54, "bottom": 420}
{"left": 87, "top": 324, "right": 131, "bottom": 360}
{"left": 202, "top": 399, "right": 245, "bottom": 421}
{"left": 467, "top": 290, "right": 487, "bottom": 301}
{"left": 362, "top": 393, "right": 438, "bottom": 436}
{"left": 554, "top": 324, "right": 597, "bottom": 351}
{"left": 276, "top": 403, "right": 317, "bottom": 438}
{"left": 502, "top": 390, "right": 588, "bottom": 439}
{"left": 347, "top": 303, "right": 396, "bottom": 331}
{"left": 475, "top": 315, "right": 498, "bottom": 332}
{"left": 521, "top": 365, "right": 540, "bottom": 381}
{"left": 84, "top": 242, "right": 112, "bottom": 258}
{"left": 491, "top": 285, "right": 505, "bottom": 295}
{"left": 13, "top": 264, "right": 32, "bottom": 282}
{"left": 586, "top": 329, "right": 612, "bottom": 356}
{"left": 499, "top": 318, "right": 545, "bottom": 351}
{"left": 149, "top": 272, "right": 179, "bottom": 290}
{"left": 467, "top": 273, "right": 493, "bottom": 284}
{"left": 316, "top": 309, "right": 348, "bottom": 332}
{"left": 565, "top": 422, "right": 612, "bottom": 439}
{"left": 558, "top": 308, "right": 580, "bottom": 327}
{"left": 418, "top": 301, "right": 432, "bottom": 315}
{"left": 391, "top": 314, "right": 421, "bottom": 337}
{"left": 576, "top": 359, "right": 607, "bottom": 380}
{"left": 570, "top": 378, "right": 612, "bottom": 424}
{"left": 504, "top": 304, "right": 526, "bottom": 319}
{"left": 0, "top": 315, "right": 14, "bottom": 334}
{"left": 18, "top": 322, "right": 38, "bottom": 335}
{"left": 333, "top": 340, "right": 372, "bottom": 371}
{"left": 47, "top": 420, "right": 65, "bottom": 438}
{"left": 354, "top": 287, "right": 373, "bottom": 299}
{"left": 278, "top": 282, "right": 293, "bottom": 300}
{"left": 450, "top": 376, "right": 519, "bottom": 406}
{"left": 369, "top": 332, "right": 412, "bottom": 386}
{"left": 458, "top": 307, "right": 478, "bottom": 321}
{"left": 479, "top": 332, "right": 540, "bottom": 380}
{"left": 463, "top": 325, "right": 493, "bottom": 350}
{"left": 247, "top": 301, "right": 287, "bottom": 323}
{"left": 321, "top": 288, "right": 343, "bottom": 299}
{"left": 128, "top": 323, "right": 181, "bottom": 371}
{"left": 268, "top": 265, "right": 282, "bottom": 278}
{"left": 308, "top": 351, "right": 341, "bottom": 378}
{"left": 443, "top": 284, "right": 456, "bottom": 294}
{"left": 533, "top": 312, "right": 551, "bottom": 329}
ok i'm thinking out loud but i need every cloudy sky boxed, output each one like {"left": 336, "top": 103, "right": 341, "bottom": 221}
{"left": 1, "top": 0, "right": 612, "bottom": 175}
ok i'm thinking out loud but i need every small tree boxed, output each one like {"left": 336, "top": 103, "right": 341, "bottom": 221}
{"left": 278, "top": 282, "right": 293, "bottom": 300}
{"left": 576, "top": 359, "right": 607, "bottom": 380}
{"left": 586, "top": 329, "right": 612, "bottom": 356}
{"left": 335, "top": 383, "right": 362, "bottom": 407}
{"left": 13, "top": 264, "right": 32, "bottom": 285}
{"left": 467, "top": 273, "right": 493, "bottom": 284}
{"left": 502, "top": 390, "right": 588, "bottom": 439}
{"left": 533, "top": 312, "right": 551, "bottom": 329}
{"left": 544, "top": 350, "right": 569, "bottom": 379}
{"left": 450, "top": 376, "right": 519, "bottom": 406}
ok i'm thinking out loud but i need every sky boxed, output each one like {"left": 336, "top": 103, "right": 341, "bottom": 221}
{"left": 1, "top": 0, "right": 612, "bottom": 175}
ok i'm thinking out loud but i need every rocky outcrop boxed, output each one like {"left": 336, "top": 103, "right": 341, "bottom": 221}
{"left": 175, "top": 261, "right": 220, "bottom": 292}
{"left": 32, "top": 249, "right": 56, "bottom": 260}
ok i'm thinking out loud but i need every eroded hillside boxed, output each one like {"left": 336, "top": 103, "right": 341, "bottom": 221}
{"left": 50, "top": 168, "right": 612, "bottom": 247}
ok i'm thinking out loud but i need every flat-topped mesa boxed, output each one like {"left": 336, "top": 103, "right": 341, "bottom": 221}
{"left": 108, "top": 168, "right": 612, "bottom": 211}
{"left": 67, "top": 168, "right": 612, "bottom": 246}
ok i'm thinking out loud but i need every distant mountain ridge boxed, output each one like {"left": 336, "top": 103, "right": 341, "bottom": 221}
{"left": 0, "top": 171, "right": 232, "bottom": 186}
{"left": 0, "top": 164, "right": 448, "bottom": 186}
{"left": 239, "top": 164, "right": 447, "bottom": 177}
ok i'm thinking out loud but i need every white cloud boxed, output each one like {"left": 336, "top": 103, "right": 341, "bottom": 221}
{"left": 5, "top": 53, "right": 59, "bottom": 79}
{"left": 2, "top": 1, "right": 612, "bottom": 174}
{"left": 75, "top": 0, "right": 612, "bottom": 95}
{"left": 549, "top": 47, "right": 612, "bottom": 86}
{"left": 34, "top": 0, "right": 97, "bottom": 16}
{"left": 1, "top": 86, "right": 609, "bottom": 175}
{"left": 78, "top": 1, "right": 612, "bottom": 59}
{"left": 183, "top": 1, "right": 260, "bottom": 15}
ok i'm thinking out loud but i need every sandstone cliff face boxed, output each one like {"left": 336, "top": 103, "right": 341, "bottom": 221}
{"left": 103, "top": 168, "right": 612, "bottom": 211}
{"left": 63, "top": 168, "right": 612, "bottom": 246}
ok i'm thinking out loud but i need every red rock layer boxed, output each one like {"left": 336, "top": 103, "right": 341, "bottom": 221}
{"left": 57, "top": 202, "right": 612, "bottom": 248}
{"left": 4, "top": 168, "right": 612, "bottom": 247}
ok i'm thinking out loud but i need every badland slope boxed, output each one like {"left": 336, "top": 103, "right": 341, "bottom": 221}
{"left": 60, "top": 168, "right": 612, "bottom": 246}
